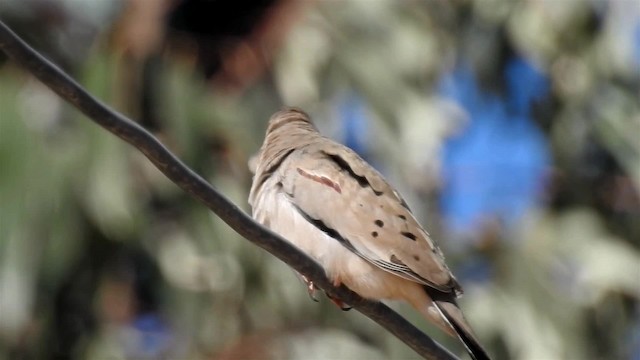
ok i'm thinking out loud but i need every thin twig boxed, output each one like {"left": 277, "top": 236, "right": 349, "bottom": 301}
{"left": 0, "top": 20, "right": 458, "bottom": 360}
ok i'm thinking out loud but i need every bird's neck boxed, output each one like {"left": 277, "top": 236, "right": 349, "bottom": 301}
{"left": 263, "top": 125, "right": 317, "bottom": 157}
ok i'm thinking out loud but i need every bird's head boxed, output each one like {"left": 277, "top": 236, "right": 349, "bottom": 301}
{"left": 253, "top": 107, "right": 319, "bottom": 175}
{"left": 265, "top": 107, "right": 317, "bottom": 136}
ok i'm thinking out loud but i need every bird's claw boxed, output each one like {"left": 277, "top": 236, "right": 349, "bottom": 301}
{"left": 301, "top": 275, "right": 320, "bottom": 302}
{"left": 326, "top": 293, "right": 352, "bottom": 311}
{"left": 299, "top": 273, "right": 350, "bottom": 310}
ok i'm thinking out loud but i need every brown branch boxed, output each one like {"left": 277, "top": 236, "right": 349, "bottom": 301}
{"left": 0, "top": 20, "right": 458, "bottom": 360}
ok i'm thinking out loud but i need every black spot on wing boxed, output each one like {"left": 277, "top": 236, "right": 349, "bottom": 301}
{"left": 374, "top": 220, "right": 384, "bottom": 227}
{"left": 324, "top": 152, "right": 384, "bottom": 196}
{"left": 401, "top": 231, "right": 417, "bottom": 241}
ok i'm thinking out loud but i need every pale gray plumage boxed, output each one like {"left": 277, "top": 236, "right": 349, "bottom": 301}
{"left": 249, "top": 108, "right": 490, "bottom": 360}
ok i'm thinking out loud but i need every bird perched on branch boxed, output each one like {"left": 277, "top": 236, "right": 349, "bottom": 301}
{"left": 249, "top": 108, "right": 491, "bottom": 360}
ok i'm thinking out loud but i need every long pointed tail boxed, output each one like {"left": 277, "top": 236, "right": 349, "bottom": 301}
{"left": 432, "top": 298, "right": 491, "bottom": 360}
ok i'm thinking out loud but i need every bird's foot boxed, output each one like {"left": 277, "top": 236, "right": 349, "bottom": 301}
{"left": 326, "top": 293, "right": 352, "bottom": 311}
{"left": 300, "top": 275, "right": 319, "bottom": 302}
{"left": 326, "top": 276, "right": 351, "bottom": 310}
{"left": 299, "top": 273, "right": 351, "bottom": 310}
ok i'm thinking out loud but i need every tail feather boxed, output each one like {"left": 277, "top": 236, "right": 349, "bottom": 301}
{"left": 432, "top": 299, "right": 491, "bottom": 360}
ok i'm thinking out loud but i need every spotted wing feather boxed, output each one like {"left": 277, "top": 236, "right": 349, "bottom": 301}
{"left": 280, "top": 139, "right": 460, "bottom": 294}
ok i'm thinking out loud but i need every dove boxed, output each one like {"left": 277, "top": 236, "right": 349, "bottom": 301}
{"left": 249, "top": 108, "right": 491, "bottom": 360}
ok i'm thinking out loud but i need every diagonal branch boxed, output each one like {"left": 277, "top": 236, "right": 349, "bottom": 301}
{"left": 0, "top": 20, "right": 458, "bottom": 360}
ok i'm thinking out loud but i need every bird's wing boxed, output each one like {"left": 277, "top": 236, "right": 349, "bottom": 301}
{"left": 279, "top": 138, "right": 460, "bottom": 294}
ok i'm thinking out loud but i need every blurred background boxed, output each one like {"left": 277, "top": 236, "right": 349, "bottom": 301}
{"left": 1, "top": 0, "right": 639, "bottom": 359}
